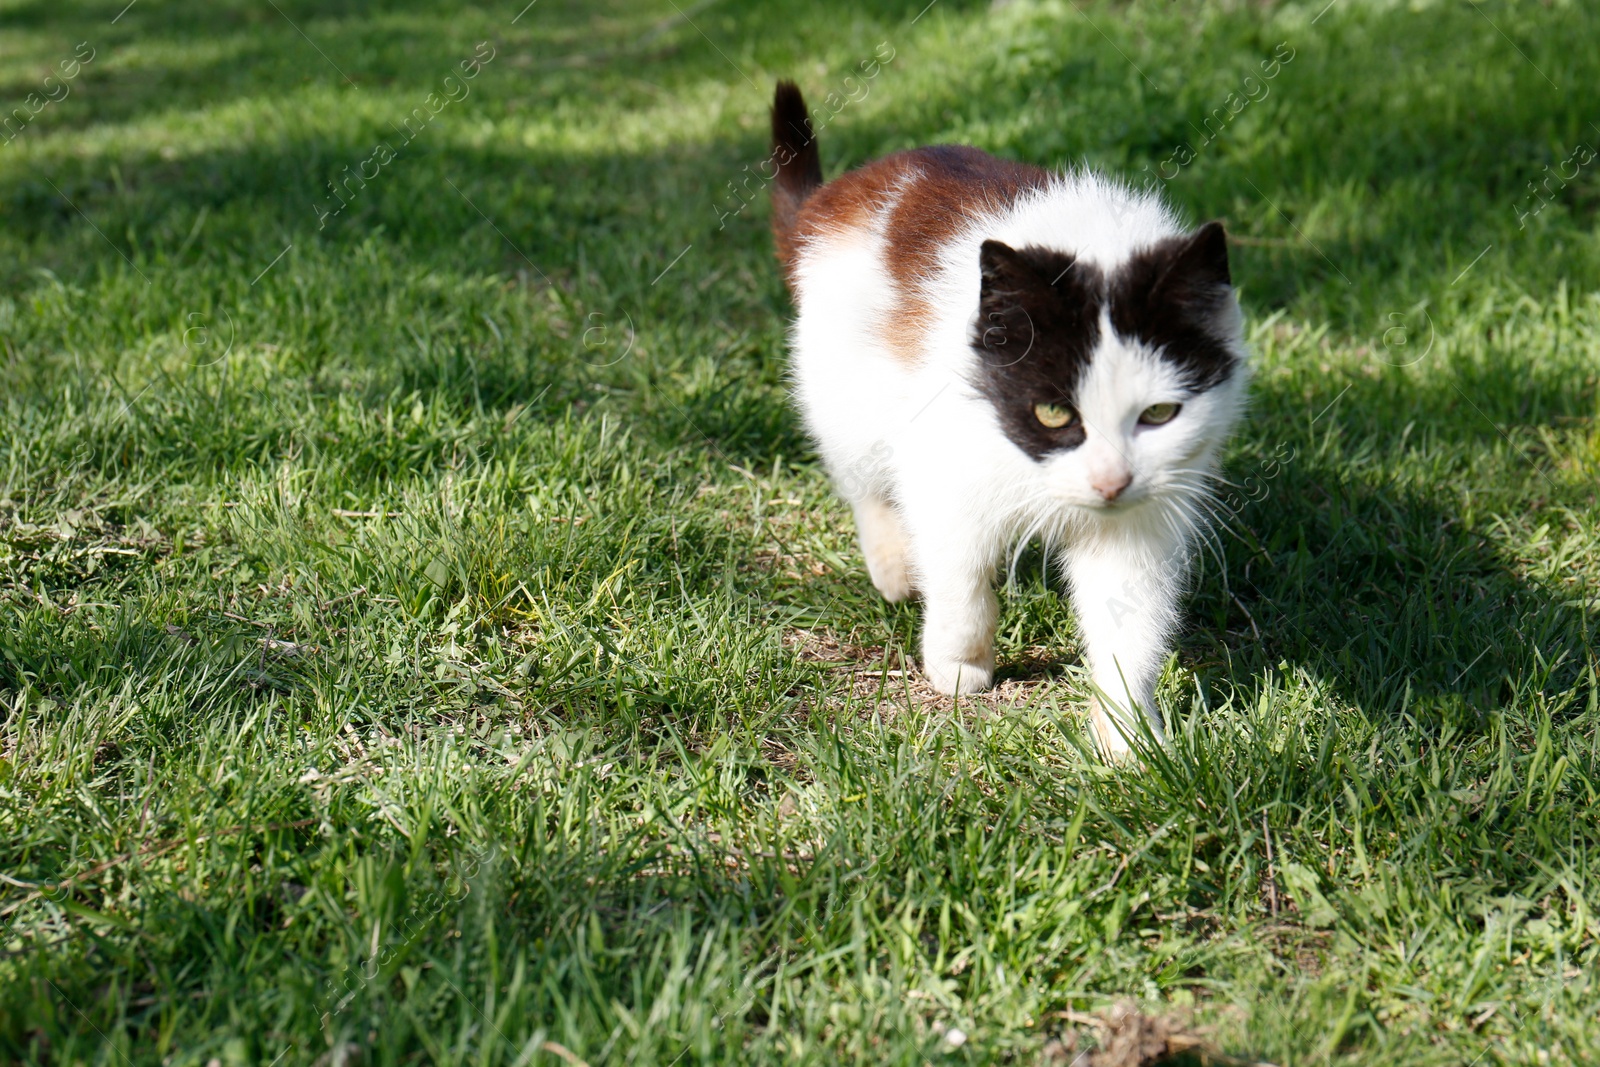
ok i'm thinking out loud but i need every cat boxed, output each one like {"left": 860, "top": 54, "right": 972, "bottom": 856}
{"left": 767, "top": 81, "right": 1249, "bottom": 755}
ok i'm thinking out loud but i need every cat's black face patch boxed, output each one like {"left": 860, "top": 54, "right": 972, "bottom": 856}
{"left": 970, "top": 240, "right": 1104, "bottom": 461}
{"left": 970, "top": 223, "right": 1239, "bottom": 461}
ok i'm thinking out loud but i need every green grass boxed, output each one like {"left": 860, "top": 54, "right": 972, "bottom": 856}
{"left": 1, "top": 0, "right": 1598, "bottom": 1063}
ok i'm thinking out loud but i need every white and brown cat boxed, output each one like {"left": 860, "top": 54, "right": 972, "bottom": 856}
{"left": 768, "top": 81, "right": 1249, "bottom": 755}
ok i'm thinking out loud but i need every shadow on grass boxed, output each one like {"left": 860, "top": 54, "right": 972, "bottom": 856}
{"left": 1177, "top": 367, "right": 1595, "bottom": 732}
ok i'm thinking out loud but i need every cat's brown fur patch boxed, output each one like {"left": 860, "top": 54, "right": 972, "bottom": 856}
{"left": 879, "top": 145, "right": 1050, "bottom": 311}
{"left": 780, "top": 142, "right": 1051, "bottom": 361}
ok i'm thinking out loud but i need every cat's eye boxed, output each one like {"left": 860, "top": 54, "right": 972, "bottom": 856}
{"left": 1033, "top": 402, "right": 1077, "bottom": 429}
{"left": 1138, "top": 402, "right": 1182, "bottom": 426}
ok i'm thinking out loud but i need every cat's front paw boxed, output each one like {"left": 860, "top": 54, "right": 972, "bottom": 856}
{"left": 1087, "top": 696, "right": 1136, "bottom": 759}
{"left": 1087, "top": 693, "right": 1164, "bottom": 758}
{"left": 923, "top": 656, "right": 994, "bottom": 695}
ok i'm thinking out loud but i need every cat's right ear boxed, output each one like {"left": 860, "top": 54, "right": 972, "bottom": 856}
{"left": 1151, "top": 220, "right": 1232, "bottom": 307}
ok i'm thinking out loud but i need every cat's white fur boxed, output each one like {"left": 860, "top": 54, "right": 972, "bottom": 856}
{"left": 788, "top": 171, "right": 1249, "bottom": 755}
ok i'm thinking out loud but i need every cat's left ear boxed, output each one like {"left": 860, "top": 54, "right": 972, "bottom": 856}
{"left": 1153, "top": 220, "right": 1232, "bottom": 305}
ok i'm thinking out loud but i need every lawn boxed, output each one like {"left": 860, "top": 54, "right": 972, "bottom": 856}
{"left": 1, "top": 0, "right": 1598, "bottom": 1063}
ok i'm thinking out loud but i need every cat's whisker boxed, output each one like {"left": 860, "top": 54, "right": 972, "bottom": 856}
{"left": 1160, "top": 503, "right": 1213, "bottom": 579}
{"left": 1182, "top": 488, "right": 1256, "bottom": 552}
{"left": 1167, "top": 467, "right": 1240, "bottom": 490}
{"left": 1190, "top": 511, "right": 1248, "bottom": 579}
{"left": 994, "top": 493, "right": 1053, "bottom": 537}
{"left": 1006, "top": 515, "right": 1049, "bottom": 591}
{"left": 1176, "top": 496, "right": 1229, "bottom": 579}
{"left": 1002, "top": 491, "right": 1067, "bottom": 588}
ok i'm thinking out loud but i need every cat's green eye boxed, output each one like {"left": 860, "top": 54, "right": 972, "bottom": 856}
{"left": 1138, "top": 402, "right": 1182, "bottom": 426}
{"left": 1033, "top": 402, "right": 1077, "bottom": 429}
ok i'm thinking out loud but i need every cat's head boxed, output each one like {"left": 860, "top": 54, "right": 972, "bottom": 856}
{"left": 970, "top": 222, "right": 1247, "bottom": 513}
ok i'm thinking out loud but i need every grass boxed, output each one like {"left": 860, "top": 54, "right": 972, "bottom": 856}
{"left": 1, "top": 0, "right": 1597, "bottom": 1063}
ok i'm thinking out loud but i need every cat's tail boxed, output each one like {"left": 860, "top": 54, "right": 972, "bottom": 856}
{"left": 770, "top": 81, "right": 822, "bottom": 260}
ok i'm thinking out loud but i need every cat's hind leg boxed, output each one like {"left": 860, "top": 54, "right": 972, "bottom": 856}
{"left": 852, "top": 495, "right": 914, "bottom": 603}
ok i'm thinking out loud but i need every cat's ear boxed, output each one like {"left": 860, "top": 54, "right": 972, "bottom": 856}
{"left": 1152, "top": 221, "right": 1232, "bottom": 305}
{"left": 979, "top": 239, "right": 1066, "bottom": 310}
{"left": 978, "top": 239, "right": 1027, "bottom": 308}
{"left": 976, "top": 241, "right": 1037, "bottom": 357}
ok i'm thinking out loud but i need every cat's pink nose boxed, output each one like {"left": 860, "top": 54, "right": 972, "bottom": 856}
{"left": 1092, "top": 470, "right": 1133, "bottom": 501}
